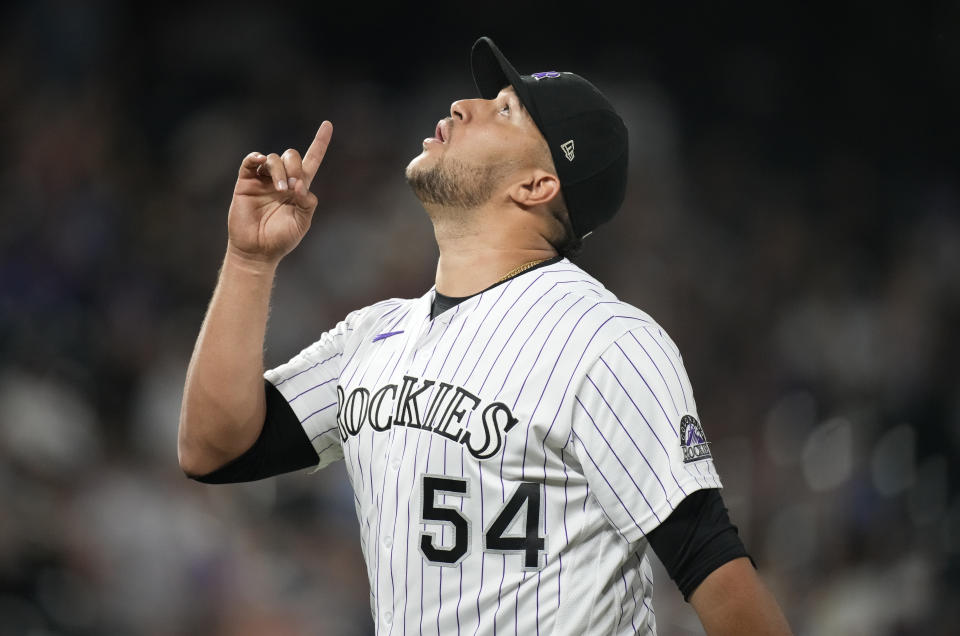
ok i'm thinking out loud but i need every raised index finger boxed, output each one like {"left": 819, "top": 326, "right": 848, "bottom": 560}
{"left": 301, "top": 121, "right": 334, "bottom": 188}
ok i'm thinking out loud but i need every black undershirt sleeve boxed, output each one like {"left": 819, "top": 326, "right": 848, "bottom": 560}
{"left": 646, "top": 488, "right": 755, "bottom": 600}
{"left": 190, "top": 380, "right": 320, "bottom": 484}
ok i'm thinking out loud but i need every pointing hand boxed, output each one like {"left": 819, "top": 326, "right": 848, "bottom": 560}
{"left": 226, "top": 121, "right": 333, "bottom": 264}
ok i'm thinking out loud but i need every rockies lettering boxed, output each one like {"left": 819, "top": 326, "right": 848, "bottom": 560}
{"left": 336, "top": 376, "right": 519, "bottom": 459}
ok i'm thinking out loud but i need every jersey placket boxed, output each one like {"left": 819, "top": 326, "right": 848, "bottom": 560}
{"left": 376, "top": 294, "right": 443, "bottom": 632}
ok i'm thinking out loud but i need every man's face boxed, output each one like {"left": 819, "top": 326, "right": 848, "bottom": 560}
{"left": 406, "top": 86, "right": 547, "bottom": 210}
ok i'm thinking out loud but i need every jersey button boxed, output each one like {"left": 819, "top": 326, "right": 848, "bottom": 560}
{"left": 384, "top": 611, "right": 393, "bottom": 624}
{"left": 391, "top": 459, "right": 401, "bottom": 471}
{"left": 383, "top": 535, "right": 393, "bottom": 548}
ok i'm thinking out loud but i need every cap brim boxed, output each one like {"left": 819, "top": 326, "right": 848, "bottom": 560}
{"left": 471, "top": 37, "right": 543, "bottom": 127}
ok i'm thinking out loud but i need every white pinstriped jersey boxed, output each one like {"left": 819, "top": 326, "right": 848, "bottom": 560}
{"left": 264, "top": 259, "right": 723, "bottom": 635}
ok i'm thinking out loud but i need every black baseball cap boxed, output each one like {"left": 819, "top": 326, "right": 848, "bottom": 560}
{"left": 471, "top": 36, "right": 628, "bottom": 240}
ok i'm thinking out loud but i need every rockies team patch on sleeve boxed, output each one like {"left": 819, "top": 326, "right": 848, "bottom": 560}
{"left": 680, "top": 415, "right": 712, "bottom": 463}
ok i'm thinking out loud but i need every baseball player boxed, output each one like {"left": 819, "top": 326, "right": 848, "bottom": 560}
{"left": 178, "top": 37, "right": 792, "bottom": 635}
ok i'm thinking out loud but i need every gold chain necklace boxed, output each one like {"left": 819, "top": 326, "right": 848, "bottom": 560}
{"left": 496, "top": 258, "right": 549, "bottom": 284}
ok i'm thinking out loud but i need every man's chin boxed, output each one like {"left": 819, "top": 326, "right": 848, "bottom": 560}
{"left": 404, "top": 159, "right": 430, "bottom": 205}
{"left": 405, "top": 150, "right": 435, "bottom": 178}
{"left": 404, "top": 153, "right": 492, "bottom": 210}
{"left": 404, "top": 154, "right": 440, "bottom": 198}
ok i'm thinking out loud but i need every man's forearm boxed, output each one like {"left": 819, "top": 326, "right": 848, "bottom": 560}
{"left": 178, "top": 249, "right": 279, "bottom": 476}
{"left": 689, "top": 557, "right": 793, "bottom": 636}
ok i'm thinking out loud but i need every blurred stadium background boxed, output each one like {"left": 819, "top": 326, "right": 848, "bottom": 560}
{"left": 1, "top": 1, "right": 957, "bottom": 634}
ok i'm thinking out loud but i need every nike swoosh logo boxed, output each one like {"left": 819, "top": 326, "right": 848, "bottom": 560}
{"left": 372, "top": 330, "right": 404, "bottom": 342}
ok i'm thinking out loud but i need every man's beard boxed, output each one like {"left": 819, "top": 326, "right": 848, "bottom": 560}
{"left": 405, "top": 154, "right": 505, "bottom": 210}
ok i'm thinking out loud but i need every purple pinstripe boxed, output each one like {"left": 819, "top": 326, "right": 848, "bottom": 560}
{"left": 620, "top": 562, "right": 640, "bottom": 635}
{"left": 632, "top": 329, "right": 688, "bottom": 414}
{"left": 312, "top": 439, "right": 338, "bottom": 456}
{"left": 274, "top": 352, "right": 342, "bottom": 386}
{"left": 605, "top": 347, "right": 689, "bottom": 495}
{"left": 341, "top": 325, "right": 394, "bottom": 505}
{"left": 451, "top": 280, "right": 582, "bottom": 632}
{"left": 356, "top": 369, "right": 392, "bottom": 616}
{"left": 468, "top": 286, "right": 577, "bottom": 636}
{"left": 575, "top": 392, "right": 662, "bottom": 524}
{"left": 289, "top": 377, "right": 336, "bottom": 402}
{"left": 624, "top": 332, "right": 680, "bottom": 414}
{"left": 463, "top": 284, "right": 621, "bottom": 633}
{"left": 489, "top": 294, "right": 588, "bottom": 634}
{"left": 456, "top": 444, "right": 465, "bottom": 635}
{"left": 460, "top": 275, "right": 590, "bottom": 387}
{"left": 513, "top": 302, "right": 624, "bottom": 631}
{"left": 583, "top": 372, "right": 671, "bottom": 500}
{"left": 385, "top": 302, "right": 467, "bottom": 636}
{"left": 427, "top": 285, "right": 518, "bottom": 636}
{"left": 329, "top": 300, "right": 417, "bottom": 626}
{"left": 626, "top": 329, "right": 711, "bottom": 487}
{"left": 300, "top": 401, "right": 336, "bottom": 423}
{"left": 524, "top": 311, "right": 653, "bottom": 625}
{"left": 375, "top": 308, "right": 445, "bottom": 635}
{"left": 368, "top": 346, "right": 413, "bottom": 632}
{"left": 526, "top": 310, "right": 652, "bottom": 477}
{"left": 616, "top": 564, "right": 626, "bottom": 631}
{"left": 572, "top": 398, "right": 648, "bottom": 535}
{"left": 310, "top": 425, "right": 338, "bottom": 442}
{"left": 637, "top": 553, "right": 656, "bottom": 634}
{"left": 385, "top": 280, "right": 534, "bottom": 636}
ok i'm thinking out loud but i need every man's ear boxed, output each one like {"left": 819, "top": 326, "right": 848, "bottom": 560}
{"left": 508, "top": 169, "right": 561, "bottom": 209}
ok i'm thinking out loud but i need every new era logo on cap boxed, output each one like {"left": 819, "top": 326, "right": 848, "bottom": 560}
{"left": 534, "top": 74, "right": 577, "bottom": 161}
{"left": 471, "top": 37, "right": 628, "bottom": 240}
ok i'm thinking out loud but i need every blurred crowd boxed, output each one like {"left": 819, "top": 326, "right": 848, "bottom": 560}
{"left": 1, "top": 2, "right": 957, "bottom": 635}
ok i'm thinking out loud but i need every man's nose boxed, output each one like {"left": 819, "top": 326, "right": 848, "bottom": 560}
{"left": 450, "top": 98, "right": 477, "bottom": 121}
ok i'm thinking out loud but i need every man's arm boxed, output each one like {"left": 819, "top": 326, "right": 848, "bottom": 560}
{"left": 647, "top": 488, "right": 791, "bottom": 635}
{"left": 178, "top": 122, "right": 333, "bottom": 476}
{"left": 689, "top": 556, "right": 793, "bottom": 636}
{"left": 177, "top": 249, "right": 277, "bottom": 476}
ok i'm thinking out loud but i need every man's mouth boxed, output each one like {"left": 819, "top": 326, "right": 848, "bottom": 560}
{"left": 422, "top": 119, "right": 449, "bottom": 147}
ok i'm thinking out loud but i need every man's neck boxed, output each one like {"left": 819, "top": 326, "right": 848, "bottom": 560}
{"left": 425, "top": 200, "right": 557, "bottom": 296}
{"left": 432, "top": 229, "right": 556, "bottom": 297}
{"left": 434, "top": 249, "right": 555, "bottom": 297}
